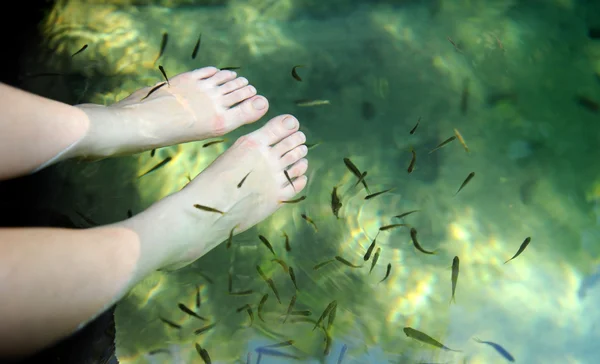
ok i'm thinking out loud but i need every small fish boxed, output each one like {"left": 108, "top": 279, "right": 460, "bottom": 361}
{"left": 229, "top": 290, "right": 254, "bottom": 296}
{"left": 365, "top": 188, "right": 394, "bottom": 200}
{"left": 460, "top": 79, "right": 470, "bottom": 114}
{"left": 202, "top": 139, "right": 226, "bottom": 148}
{"left": 335, "top": 255, "right": 363, "bottom": 268}
{"left": 403, "top": 327, "right": 461, "bottom": 352}
{"left": 409, "top": 228, "right": 436, "bottom": 254}
{"left": 71, "top": 44, "right": 88, "bottom": 57}
{"left": 473, "top": 338, "right": 515, "bottom": 362}
{"left": 148, "top": 348, "right": 170, "bottom": 355}
{"left": 220, "top": 66, "right": 241, "bottom": 71}
{"left": 193, "top": 204, "right": 225, "bottom": 215}
{"left": 313, "top": 300, "right": 337, "bottom": 331}
{"left": 370, "top": 247, "right": 381, "bottom": 274}
{"left": 504, "top": 237, "right": 531, "bottom": 264}
{"left": 410, "top": 117, "right": 420, "bottom": 134}
{"left": 262, "top": 340, "right": 295, "bottom": 349}
{"left": 267, "top": 279, "right": 281, "bottom": 304}
{"left": 455, "top": 172, "right": 475, "bottom": 196}
{"left": 258, "top": 294, "right": 268, "bottom": 322}
{"left": 289, "top": 266, "right": 299, "bottom": 290}
{"left": 291, "top": 310, "right": 311, "bottom": 316}
{"left": 379, "top": 263, "right": 391, "bottom": 283}
{"left": 314, "top": 259, "right": 335, "bottom": 270}
{"left": 127, "top": 209, "right": 133, "bottom": 218}
{"left": 337, "top": 344, "right": 348, "bottom": 364}
{"left": 195, "top": 343, "right": 212, "bottom": 364}
{"left": 283, "top": 231, "right": 291, "bottom": 251}
{"left": 301, "top": 213, "right": 318, "bottom": 232}
{"left": 271, "top": 258, "right": 289, "bottom": 273}
{"left": 306, "top": 142, "right": 321, "bottom": 150}
{"left": 429, "top": 136, "right": 456, "bottom": 154}
{"left": 237, "top": 171, "right": 251, "bottom": 188}
{"left": 194, "top": 323, "right": 217, "bottom": 335}
{"left": 256, "top": 265, "right": 269, "bottom": 282}
{"left": 159, "top": 317, "right": 181, "bottom": 329}
{"left": 226, "top": 225, "right": 237, "bottom": 249}
{"left": 394, "top": 210, "right": 419, "bottom": 219}
{"left": 331, "top": 186, "right": 342, "bottom": 218}
{"left": 141, "top": 81, "right": 167, "bottom": 101}
{"left": 244, "top": 306, "right": 255, "bottom": 326}
{"left": 284, "top": 170, "right": 295, "bottom": 191}
{"left": 447, "top": 36, "right": 463, "bottom": 53}
{"left": 327, "top": 303, "right": 337, "bottom": 330}
{"left": 259, "top": 235, "right": 276, "bottom": 255}
{"left": 158, "top": 65, "right": 169, "bottom": 86}
{"left": 150, "top": 148, "right": 156, "bottom": 157}
{"left": 353, "top": 171, "right": 368, "bottom": 189}
{"left": 283, "top": 294, "right": 297, "bottom": 323}
{"left": 138, "top": 156, "right": 172, "bottom": 178}
{"left": 450, "top": 256, "right": 459, "bottom": 304}
{"left": 576, "top": 95, "right": 599, "bottom": 113}
{"left": 191, "top": 33, "right": 201, "bottom": 59}
{"left": 178, "top": 303, "right": 207, "bottom": 321}
{"left": 379, "top": 223, "right": 410, "bottom": 231}
{"left": 407, "top": 148, "right": 416, "bottom": 174}
{"left": 279, "top": 195, "right": 306, "bottom": 204}
{"left": 156, "top": 32, "right": 168, "bottom": 63}
{"left": 324, "top": 328, "right": 332, "bottom": 355}
{"left": 343, "top": 158, "right": 370, "bottom": 193}
{"left": 363, "top": 234, "right": 378, "bottom": 261}
{"left": 291, "top": 65, "right": 305, "bottom": 81}
{"left": 295, "top": 99, "right": 330, "bottom": 107}
{"left": 196, "top": 286, "right": 201, "bottom": 309}
{"left": 255, "top": 347, "right": 300, "bottom": 360}
{"left": 75, "top": 211, "right": 97, "bottom": 226}
{"left": 453, "top": 128, "right": 469, "bottom": 152}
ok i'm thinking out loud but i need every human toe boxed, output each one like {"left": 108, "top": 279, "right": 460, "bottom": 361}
{"left": 190, "top": 66, "right": 219, "bottom": 80}
{"left": 250, "top": 115, "right": 299, "bottom": 146}
{"left": 280, "top": 175, "right": 308, "bottom": 200}
{"left": 222, "top": 85, "right": 257, "bottom": 107}
{"left": 221, "top": 95, "right": 269, "bottom": 130}
{"left": 273, "top": 131, "right": 306, "bottom": 158}
{"left": 281, "top": 158, "right": 308, "bottom": 185}
{"left": 219, "top": 77, "right": 249, "bottom": 95}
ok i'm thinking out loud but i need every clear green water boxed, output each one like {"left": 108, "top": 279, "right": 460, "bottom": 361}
{"left": 26, "top": 0, "right": 600, "bottom": 363}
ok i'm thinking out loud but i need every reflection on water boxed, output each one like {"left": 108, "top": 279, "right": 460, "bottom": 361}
{"left": 26, "top": 0, "right": 600, "bottom": 362}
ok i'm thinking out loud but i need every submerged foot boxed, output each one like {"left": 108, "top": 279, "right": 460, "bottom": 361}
{"left": 75, "top": 67, "right": 269, "bottom": 157}
{"left": 123, "top": 114, "right": 309, "bottom": 270}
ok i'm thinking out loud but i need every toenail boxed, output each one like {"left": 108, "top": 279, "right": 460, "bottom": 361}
{"left": 283, "top": 117, "right": 297, "bottom": 129}
{"left": 252, "top": 98, "right": 267, "bottom": 110}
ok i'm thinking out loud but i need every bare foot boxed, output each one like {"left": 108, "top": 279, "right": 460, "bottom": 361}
{"left": 73, "top": 67, "right": 269, "bottom": 158}
{"left": 119, "top": 114, "right": 308, "bottom": 271}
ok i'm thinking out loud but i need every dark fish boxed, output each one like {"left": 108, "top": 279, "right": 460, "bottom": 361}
{"left": 451, "top": 256, "right": 459, "bottom": 304}
{"left": 148, "top": 348, "right": 170, "bottom": 355}
{"left": 301, "top": 213, "right": 318, "bottom": 232}
{"left": 335, "top": 255, "right": 363, "bottom": 268}
{"left": 410, "top": 117, "right": 420, "bottom": 134}
{"left": 226, "top": 225, "right": 237, "bottom": 249}
{"left": 504, "top": 237, "right": 531, "bottom": 264}
{"left": 327, "top": 303, "right": 337, "bottom": 330}
{"left": 280, "top": 195, "right": 306, "bottom": 204}
{"left": 156, "top": 32, "right": 168, "bottom": 63}
{"left": 150, "top": 148, "right": 156, "bottom": 157}
{"left": 313, "top": 300, "right": 337, "bottom": 331}
{"left": 191, "top": 33, "right": 201, "bottom": 59}
{"left": 370, "top": 247, "right": 381, "bottom": 274}
{"left": 178, "top": 303, "right": 207, "bottom": 321}
{"left": 331, "top": 186, "right": 342, "bottom": 218}
{"left": 473, "top": 338, "right": 515, "bottom": 362}
{"left": 306, "top": 142, "right": 321, "bottom": 150}
{"left": 295, "top": 99, "right": 330, "bottom": 107}
{"left": 138, "top": 156, "right": 172, "bottom": 178}
{"left": 283, "top": 294, "right": 297, "bottom": 323}
{"left": 361, "top": 101, "right": 376, "bottom": 120}
{"left": 267, "top": 279, "right": 281, "bottom": 304}
{"left": 460, "top": 79, "right": 470, "bottom": 114}
{"left": 75, "top": 211, "right": 98, "bottom": 226}
{"left": 455, "top": 172, "right": 475, "bottom": 196}
{"left": 284, "top": 170, "right": 295, "bottom": 191}
{"left": 256, "top": 265, "right": 268, "bottom": 281}
{"left": 141, "top": 81, "right": 167, "bottom": 101}
{"left": 379, "top": 263, "right": 391, "bottom": 283}
{"left": 262, "top": 340, "right": 295, "bottom": 349}
{"left": 220, "top": 66, "right": 241, "bottom": 71}
{"left": 159, "top": 317, "right": 181, "bottom": 329}
{"left": 403, "top": 327, "right": 461, "bottom": 352}
{"left": 193, "top": 204, "right": 225, "bottom": 215}
{"left": 454, "top": 128, "right": 469, "bottom": 153}
{"left": 429, "top": 136, "right": 456, "bottom": 154}
{"left": 202, "top": 139, "right": 226, "bottom": 148}
{"left": 407, "top": 148, "right": 416, "bottom": 173}
{"left": 353, "top": 171, "right": 368, "bottom": 189}
{"left": 230, "top": 290, "right": 254, "bottom": 296}
{"left": 289, "top": 266, "right": 299, "bottom": 291}
{"left": 158, "top": 65, "right": 169, "bottom": 86}
{"left": 576, "top": 95, "right": 599, "bottom": 113}
{"left": 237, "top": 171, "right": 251, "bottom": 188}
{"left": 258, "top": 294, "right": 268, "bottom": 322}
{"left": 337, "top": 344, "right": 348, "bottom": 364}
{"left": 196, "top": 286, "right": 201, "bottom": 309}
{"left": 194, "top": 323, "right": 217, "bottom": 335}
{"left": 259, "top": 235, "right": 276, "bottom": 255}
{"left": 365, "top": 188, "right": 394, "bottom": 200}
{"left": 255, "top": 347, "right": 300, "bottom": 360}
{"left": 271, "top": 258, "right": 289, "bottom": 273}
{"left": 324, "top": 328, "right": 332, "bottom": 355}
{"left": 314, "top": 259, "right": 335, "bottom": 270}
{"left": 284, "top": 231, "right": 291, "bottom": 251}
{"left": 246, "top": 308, "right": 254, "bottom": 326}
{"left": 71, "top": 44, "right": 88, "bottom": 57}
{"left": 394, "top": 210, "right": 420, "bottom": 219}
{"left": 291, "top": 310, "right": 311, "bottom": 316}
{"left": 447, "top": 36, "right": 463, "bottom": 53}
{"left": 343, "top": 158, "right": 370, "bottom": 193}
{"left": 409, "top": 228, "right": 436, "bottom": 254}
{"left": 379, "top": 223, "right": 410, "bottom": 231}
{"left": 363, "top": 234, "right": 378, "bottom": 261}
{"left": 195, "top": 343, "right": 212, "bottom": 364}
{"left": 291, "top": 65, "right": 304, "bottom": 81}
{"left": 589, "top": 27, "right": 600, "bottom": 40}
{"left": 127, "top": 209, "right": 133, "bottom": 218}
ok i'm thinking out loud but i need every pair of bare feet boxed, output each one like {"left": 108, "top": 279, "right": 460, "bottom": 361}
{"left": 77, "top": 67, "right": 308, "bottom": 272}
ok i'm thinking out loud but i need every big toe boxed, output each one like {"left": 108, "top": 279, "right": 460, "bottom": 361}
{"left": 250, "top": 114, "right": 300, "bottom": 146}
